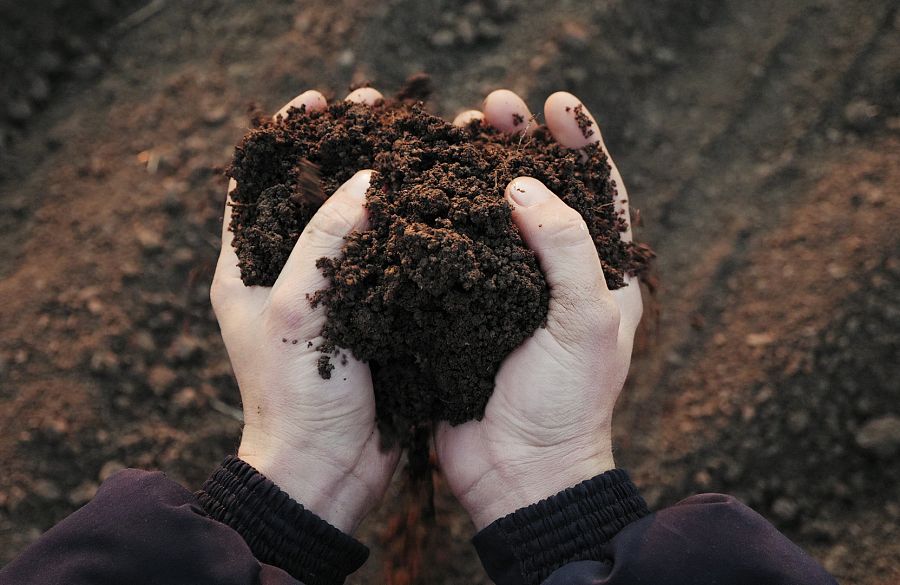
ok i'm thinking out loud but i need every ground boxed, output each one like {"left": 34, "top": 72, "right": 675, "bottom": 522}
{"left": 0, "top": 1, "right": 898, "bottom": 583}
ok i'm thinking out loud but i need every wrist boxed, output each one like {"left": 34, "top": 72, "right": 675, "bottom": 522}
{"left": 198, "top": 456, "right": 370, "bottom": 584}
{"left": 464, "top": 447, "right": 616, "bottom": 530}
{"left": 472, "top": 469, "right": 649, "bottom": 585}
{"left": 238, "top": 429, "right": 372, "bottom": 534}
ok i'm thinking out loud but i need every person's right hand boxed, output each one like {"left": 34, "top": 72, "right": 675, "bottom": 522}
{"left": 437, "top": 91, "right": 644, "bottom": 529}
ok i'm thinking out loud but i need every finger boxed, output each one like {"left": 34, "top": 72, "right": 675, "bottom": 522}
{"left": 268, "top": 170, "right": 373, "bottom": 336}
{"left": 345, "top": 87, "right": 384, "bottom": 106}
{"left": 274, "top": 89, "right": 327, "bottom": 120}
{"left": 211, "top": 180, "right": 269, "bottom": 328}
{"left": 505, "top": 177, "right": 618, "bottom": 345}
{"left": 452, "top": 109, "right": 484, "bottom": 127}
{"left": 216, "top": 179, "right": 240, "bottom": 278}
{"left": 544, "top": 92, "right": 631, "bottom": 243}
{"left": 483, "top": 89, "right": 533, "bottom": 135}
{"left": 545, "top": 92, "right": 642, "bottom": 336}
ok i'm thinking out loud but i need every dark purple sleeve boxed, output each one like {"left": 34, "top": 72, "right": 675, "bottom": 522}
{"left": 0, "top": 458, "right": 368, "bottom": 585}
{"left": 473, "top": 471, "right": 837, "bottom": 585}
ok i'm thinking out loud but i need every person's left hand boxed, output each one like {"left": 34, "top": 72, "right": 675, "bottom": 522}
{"left": 211, "top": 88, "right": 398, "bottom": 535}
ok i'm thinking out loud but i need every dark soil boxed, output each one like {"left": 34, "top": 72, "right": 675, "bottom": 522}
{"left": 226, "top": 84, "right": 651, "bottom": 441}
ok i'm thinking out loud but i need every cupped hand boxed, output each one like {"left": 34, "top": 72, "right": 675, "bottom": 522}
{"left": 437, "top": 90, "right": 643, "bottom": 529}
{"left": 211, "top": 88, "right": 397, "bottom": 534}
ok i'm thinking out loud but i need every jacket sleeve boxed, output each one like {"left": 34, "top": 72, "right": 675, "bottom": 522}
{"left": 0, "top": 457, "right": 368, "bottom": 585}
{"left": 472, "top": 470, "right": 837, "bottom": 585}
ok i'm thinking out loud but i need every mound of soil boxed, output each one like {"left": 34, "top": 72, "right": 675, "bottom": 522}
{"left": 226, "top": 83, "right": 651, "bottom": 442}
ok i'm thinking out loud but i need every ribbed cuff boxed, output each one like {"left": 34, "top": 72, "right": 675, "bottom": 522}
{"left": 472, "top": 469, "right": 649, "bottom": 585}
{"left": 197, "top": 456, "right": 369, "bottom": 585}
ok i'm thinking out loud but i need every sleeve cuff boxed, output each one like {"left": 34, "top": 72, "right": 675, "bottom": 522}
{"left": 472, "top": 468, "right": 650, "bottom": 585}
{"left": 196, "top": 455, "right": 368, "bottom": 585}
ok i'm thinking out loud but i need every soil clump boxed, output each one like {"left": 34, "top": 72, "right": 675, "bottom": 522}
{"left": 226, "top": 82, "right": 651, "bottom": 443}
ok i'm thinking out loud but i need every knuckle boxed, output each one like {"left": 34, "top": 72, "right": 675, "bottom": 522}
{"left": 210, "top": 273, "right": 234, "bottom": 316}
{"left": 590, "top": 296, "right": 621, "bottom": 333}
{"left": 546, "top": 210, "right": 590, "bottom": 249}
{"left": 267, "top": 287, "right": 306, "bottom": 328}
{"left": 309, "top": 201, "right": 357, "bottom": 240}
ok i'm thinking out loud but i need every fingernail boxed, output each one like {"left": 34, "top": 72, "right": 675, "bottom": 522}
{"left": 508, "top": 177, "right": 552, "bottom": 207}
{"left": 349, "top": 170, "right": 374, "bottom": 199}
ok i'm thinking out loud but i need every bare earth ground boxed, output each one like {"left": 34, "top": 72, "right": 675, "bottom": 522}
{"left": 1, "top": 1, "right": 898, "bottom": 583}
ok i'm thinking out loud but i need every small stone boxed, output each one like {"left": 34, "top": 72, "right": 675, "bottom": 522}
{"left": 172, "top": 247, "right": 195, "bottom": 265}
{"left": 745, "top": 332, "right": 775, "bottom": 347}
{"left": 843, "top": 99, "right": 879, "bottom": 131}
{"left": 693, "top": 470, "right": 712, "bottom": 488}
{"left": 73, "top": 53, "right": 103, "bottom": 80}
{"left": 771, "top": 497, "right": 798, "bottom": 522}
{"left": 855, "top": 415, "right": 900, "bottom": 458}
{"left": 477, "top": 21, "right": 502, "bottom": 41}
{"left": 559, "top": 20, "right": 589, "bottom": 51}
{"left": 33, "top": 479, "right": 62, "bottom": 501}
{"left": 430, "top": 29, "right": 456, "bottom": 48}
{"left": 36, "top": 51, "right": 63, "bottom": 74}
{"left": 148, "top": 364, "right": 178, "bottom": 395}
{"left": 69, "top": 481, "right": 99, "bottom": 505}
{"left": 99, "top": 460, "right": 126, "bottom": 482}
{"left": 456, "top": 19, "right": 477, "bottom": 45}
{"left": 7, "top": 97, "right": 33, "bottom": 122}
{"left": 172, "top": 386, "right": 201, "bottom": 411}
{"left": 654, "top": 46, "right": 677, "bottom": 65}
{"left": 462, "top": 2, "right": 485, "bottom": 18}
{"left": 131, "top": 330, "right": 157, "bottom": 352}
{"left": 337, "top": 49, "right": 355, "bottom": 68}
{"left": 202, "top": 106, "right": 228, "bottom": 126}
{"left": 29, "top": 77, "right": 51, "bottom": 103}
{"left": 787, "top": 411, "right": 810, "bottom": 434}
{"left": 90, "top": 350, "right": 120, "bottom": 373}
{"left": 167, "top": 333, "right": 204, "bottom": 363}
{"left": 135, "top": 227, "right": 163, "bottom": 252}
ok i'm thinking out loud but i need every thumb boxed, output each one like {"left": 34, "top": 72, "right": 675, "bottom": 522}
{"left": 268, "top": 170, "right": 372, "bottom": 333}
{"left": 506, "top": 176, "right": 618, "bottom": 342}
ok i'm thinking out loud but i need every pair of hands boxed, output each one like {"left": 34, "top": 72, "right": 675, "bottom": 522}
{"left": 210, "top": 86, "right": 642, "bottom": 534}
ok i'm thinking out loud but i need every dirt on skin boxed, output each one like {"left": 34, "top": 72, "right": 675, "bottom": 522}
{"left": 226, "top": 84, "right": 651, "bottom": 442}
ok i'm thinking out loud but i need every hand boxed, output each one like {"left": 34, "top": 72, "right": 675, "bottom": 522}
{"left": 437, "top": 90, "right": 643, "bottom": 529}
{"left": 211, "top": 88, "right": 398, "bottom": 534}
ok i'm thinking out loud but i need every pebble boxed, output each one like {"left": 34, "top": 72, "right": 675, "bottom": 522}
{"left": 202, "top": 106, "right": 228, "bottom": 126}
{"left": 843, "top": 99, "right": 879, "bottom": 131}
{"left": 135, "top": 226, "right": 163, "bottom": 252}
{"left": 430, "top": 29, "right": 456, "bottom": 48}
{"left": 148, "top": 364, "right": 178, "bottom": 395}
{"left": 32, "top": 479, "right": 62, "bottom": 501}
{"left": 73, "top": 53, "right": 103, "bottom": 80}
{"left": 771, "top": 497, "right": 799, "bottom": 522}
{"left": 745, "top": 332, "right": 775, "bottom": 347}
{"left": 559, "top": 20, "right": 590, "bottom": 51}
{"left": 29, "top": 77, "right": 51, "bottom": 103}
{"left": 7, "top": 97, "right": 33, "bottom": 122}
{"left": 167, "top": 333, "right": 204, "bottom": 363}
{"left": 69, "top": 481, "right": 99, "bottom": 506}
{"left": 172, "top": 386, "right": 201, "bottom": 411}
{"left": 855, "top": 415, "right": 900, "bottom": 458}
{"left": 787, "top": 411, "right": 810, "bottom": 434}
{"left": 36, "top": 51, "right": 63, "bottom": 74}
{"left": 337, "top": 49, "right": 355, "bottom": 68}
{"left": 99, "top": 460, "right": 126, "bottom": 482}
{"left": 89, "top": 349, "right": 120, "bottom": 374}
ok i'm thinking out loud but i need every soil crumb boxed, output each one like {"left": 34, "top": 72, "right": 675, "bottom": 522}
{"left": 226, "top": 80, "right": 652, "bottom": 445}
